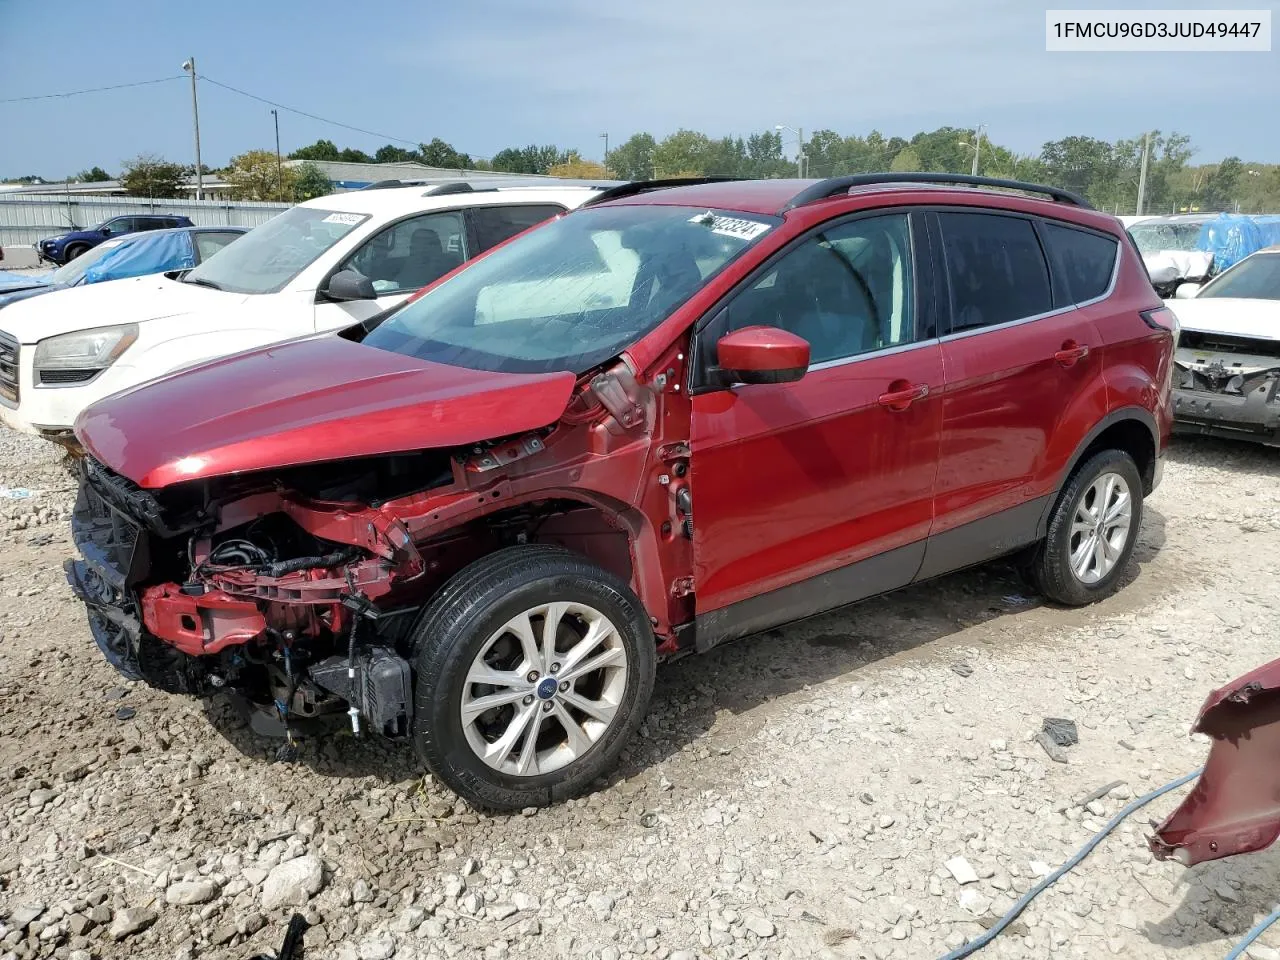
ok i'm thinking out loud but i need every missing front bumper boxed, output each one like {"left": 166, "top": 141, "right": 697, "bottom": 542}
{"left": 1173, "top": 385, "right": 1280, "bottom": 445}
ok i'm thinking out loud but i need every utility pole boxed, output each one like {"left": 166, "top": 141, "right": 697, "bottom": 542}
{"left": 600, "top": 133, "right": 609, "bottom": 176}
{"left": 1136, "top": 131, "right": 1152, "bottom": 216}
{"left": 271, "top": 109, "right": 283, "bottom": 200}
{"left": 182, "top": 58, "right": 203, "bottom": 200}
{"left": 971, "top": 124, "right": 985, "bottom": 177}
{"left": 775, "top": 125, "right": 806, "bottom": 177}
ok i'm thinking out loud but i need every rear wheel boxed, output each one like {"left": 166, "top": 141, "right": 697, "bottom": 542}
{"left": 411, "top": 546, "right": 656, "bottom": 811}
{"left": 1024, "top": 448, "right": 1144, "bottom": 606}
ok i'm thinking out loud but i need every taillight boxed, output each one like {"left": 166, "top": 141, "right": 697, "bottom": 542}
{"left": 1142, "top": 306, "right": 1178, "bottom": 337}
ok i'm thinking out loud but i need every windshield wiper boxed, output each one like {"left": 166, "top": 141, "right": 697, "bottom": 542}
{"left": 184, "top": 276, "right": 224, "bottom": 291}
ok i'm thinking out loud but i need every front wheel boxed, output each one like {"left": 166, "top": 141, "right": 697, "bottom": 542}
{"left": 411, "top": 546, "right": 656, "bottom": 811}
{"left": 1024, "top": 448, "right": 1144, "bottom": 606}
{"left": 62, "top": 243, "right": 88, "bottom": 262}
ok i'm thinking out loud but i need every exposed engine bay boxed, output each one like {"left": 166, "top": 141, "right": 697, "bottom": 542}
{"left": 63, "top": 434, "right": 604, "bottom": 744}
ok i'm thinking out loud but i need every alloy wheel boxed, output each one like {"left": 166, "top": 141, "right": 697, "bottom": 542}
{"left": 1068, "top": 471, "right": 1132, "bottom": 584}
{"left": 460, "top": 601, "right": 629, "bottom": 777}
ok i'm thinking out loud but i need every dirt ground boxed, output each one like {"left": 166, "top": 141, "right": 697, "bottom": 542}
{"left": 2, "top": 425, "right": 1279, "bottom": 960}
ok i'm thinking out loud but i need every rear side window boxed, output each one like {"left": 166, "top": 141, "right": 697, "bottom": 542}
{"left": 470, "top": 204, "right": 564, "bottom": 254}
{"left": 939, "top": 212, "right": 1052, "bottom": 333}
{"left": 1042, "top": 223, "right": 1118, "bottom": 304}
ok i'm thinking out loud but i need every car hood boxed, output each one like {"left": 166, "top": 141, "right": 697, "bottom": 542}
{"left": 0, "top": 274, "right": 246, "bottom": 342}
{"left": 75, "top": 335, "right": 578, "bottom": 489}
{"left": 1166, "top": 297, "right": 1280, "bottom": 341}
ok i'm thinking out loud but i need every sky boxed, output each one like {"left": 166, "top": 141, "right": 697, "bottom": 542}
{"left": 1, "top": 0, "right": 1276, "bottom": 179}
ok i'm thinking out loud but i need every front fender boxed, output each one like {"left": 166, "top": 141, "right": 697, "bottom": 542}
{"left": 1151, "top": 657, "right": 1280, "bottom": 865}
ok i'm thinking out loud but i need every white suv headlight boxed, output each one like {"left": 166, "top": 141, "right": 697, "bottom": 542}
{"left": 34, "top": 324, "right": 138, "bottom": 375}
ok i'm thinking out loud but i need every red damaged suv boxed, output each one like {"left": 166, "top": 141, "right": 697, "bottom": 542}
{"left": 67, "top": 174, "right": 1174, "bottom": 810}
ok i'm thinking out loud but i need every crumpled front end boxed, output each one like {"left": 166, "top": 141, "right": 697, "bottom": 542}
{"left": 1150, "top": 658, "right": 1280, "bottom": 865}
{"left": 65, "top": 454, "right": 432, "bottom": 739}
{"left": 1173, "top": 329, "right": 1280, "bottom": 446}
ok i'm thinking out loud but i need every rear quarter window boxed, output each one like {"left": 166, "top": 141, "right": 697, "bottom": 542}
{"left": 1042, "top": 222, "right": 1119, "bottom": 304}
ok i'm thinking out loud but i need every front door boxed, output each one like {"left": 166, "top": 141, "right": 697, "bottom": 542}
{"left": 314, "top": 210, "right": 468, "bottom": 331}
{"left": 688, "top": 211, "right": 943, "bottom": 644}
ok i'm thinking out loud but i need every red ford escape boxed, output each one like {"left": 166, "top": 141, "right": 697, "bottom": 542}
{"left": 66, "top": 174, "right": 1174, "bottom": 810}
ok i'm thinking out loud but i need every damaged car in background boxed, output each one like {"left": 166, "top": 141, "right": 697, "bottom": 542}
{"left": 1167, "top": 245, "right": 1280, "bottom": 445}
{"left": 64, "top": 174, "right": 1173, "bottom": 811}
{"left": 1129, "top": 213, "right": 1280, "bottom": 298}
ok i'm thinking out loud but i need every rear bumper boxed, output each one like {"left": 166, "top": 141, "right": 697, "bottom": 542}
{"left": 1173, "top": 385, "right": 1280, "bottom": 446}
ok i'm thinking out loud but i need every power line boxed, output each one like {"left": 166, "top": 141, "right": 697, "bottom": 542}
{"left": 200, "top": 75, "right": 422, "bottom": 148}
{"left": 0, "top": 76, "right": 184, "bottom": 104}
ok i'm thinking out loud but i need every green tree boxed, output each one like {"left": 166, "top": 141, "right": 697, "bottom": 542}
{"left": 76, "top": 166, "right": 112, "bottom": 182}
{"left": 225, "top": 149, "right": 296, "bottom": 201}
{"left": 288, "top": 139, "right": 341, "bottom": 161}
{"left": 418, "top": 138, "right": 473, "bottom": 169}
{"left": 889, "top": 147, "right": 921, "bottom": 172}
{"left": 607, "top": 133, "right": 655, "bottom": 180}
{"left": 491, "top": 144, "right": 566, "bottom": 175}
{"left": 1200, "top": 156, "right": 1243, "bottom": 211}
{"left": 337, "top": 147, "right": 374, "bottom": 163}
{"left": 120, "top": 154, "right": 187, "bottom": 198}
{"left": 548, "top": 157, "right": 608, "bottom": 179}
{"left": 651, "top": 130, "right": 713, "bottom": 178}
{"left": 292, "top": 162, "right": 332, "bottom": 201}
{"left": 374, "top": 144, "right": 417, "bottom": 163}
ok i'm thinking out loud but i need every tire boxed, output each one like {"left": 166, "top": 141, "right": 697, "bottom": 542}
{"left": 62, "top": 243, "right": 88, "bottom": 263}
{"left": 1024, "top": 448, "right": 1144, "bottom": 606}
{"left": 410, "top": 545, "right": 656, "bottom": 811}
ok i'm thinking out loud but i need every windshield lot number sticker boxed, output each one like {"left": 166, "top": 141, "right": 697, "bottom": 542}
{"left": 322, "top": 213, "right": 365, "bottom": 225}
{"left": 690, "top": 212, "right": 771, "bottom": 241}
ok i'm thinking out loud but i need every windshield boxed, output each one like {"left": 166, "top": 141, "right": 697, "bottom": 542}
{"left": 361, "top": 205, "right": 777, "bottom": 374}
{"left": 1129, "top": 221, "right": 1205, "bottom": 254}
{"left": 50, "top": 237, "right": 129, "bottom": 285}
{"left": 183, "top": 206, "right": 369, "bottom": 294}
{"left": 1198, "top": 252, "right": 1280, "bottom": 301}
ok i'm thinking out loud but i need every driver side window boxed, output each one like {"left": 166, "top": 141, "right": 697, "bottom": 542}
{"left": 102, "top": 217, "right": 135, "bottom": 236}
{"left": 340, "top": 211, "right": 467, "bottom": 296}
{"left": 704, "top": 213, "right": 916, "bottom": 370}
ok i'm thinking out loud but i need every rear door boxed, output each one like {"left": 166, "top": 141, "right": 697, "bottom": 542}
{"left": 689, "top": 210, "right": 943, "bottom": 636}
{"left": 920, "top": 209, "right": 1108, "bottom": 577}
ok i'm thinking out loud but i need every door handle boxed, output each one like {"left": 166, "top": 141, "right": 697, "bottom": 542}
{"left": 1053, "top": 341, "right": 1090, "bottom": 367}
{"left": 878, "top": 382, "right": 929, "bottom": 412}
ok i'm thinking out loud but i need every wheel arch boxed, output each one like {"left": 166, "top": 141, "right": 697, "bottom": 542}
{"left": 1038, "top": 406, "right": 1158, "bottom": 537}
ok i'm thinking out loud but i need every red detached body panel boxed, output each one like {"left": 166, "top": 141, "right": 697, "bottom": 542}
{"left": 74, "top": 336, "right": 576, "bottom": 489}
{"left": 1152, "top": 658, "right": 1280, "bottom": 866}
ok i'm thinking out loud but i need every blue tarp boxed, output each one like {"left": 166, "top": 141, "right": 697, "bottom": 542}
{"left": 1196, "top": 215, "right": 1280, "bottom": 273}
{"left": 81, "top": 230, "right": 195, "bottom": 284}
{"left": 0, "top": 269, "right": 53, "bottom": 290}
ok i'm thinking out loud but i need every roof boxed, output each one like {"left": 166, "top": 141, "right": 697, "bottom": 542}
{"left": 595, "top": 177, "right": 1114, "bottom": 227}
{"left": 1131, "top": 213, "right": 1222, "bottom": 225}
{"left": 297, "top": 183, "right": 602, "bottom": 217}
{"left": 281, "top": 159, "right": 564, "bottom": 189}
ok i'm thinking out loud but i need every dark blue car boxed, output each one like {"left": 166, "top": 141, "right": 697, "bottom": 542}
{"left": 0, "top": 226, "right": 246, "bottom": 309}
{"left": 36, "top": 213, "right": 196, "bottom": 265}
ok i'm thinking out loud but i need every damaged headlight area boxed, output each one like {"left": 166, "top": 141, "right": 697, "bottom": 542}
{"left": 65, "top": 454, "right": 438, "bottom": 742}
{"left": 1173, "top": 330, "right": 1280, "bottom": 443}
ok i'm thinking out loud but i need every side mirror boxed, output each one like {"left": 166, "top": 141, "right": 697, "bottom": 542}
{"left": 1174, "top": 282, "right": 1202, "bottom": 300}
{"left": 100, "top": 227, "right": 112, "bottom": 236}
{"left": 325, "top": 269, "right": 377, "bottom": 302}
{"left": 712, "top": 326, "right": 810, "bottom": 386}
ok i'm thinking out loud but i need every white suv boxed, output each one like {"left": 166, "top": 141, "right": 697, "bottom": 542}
{"left": 0, "top": 183, "right": 599, "bottom": 441}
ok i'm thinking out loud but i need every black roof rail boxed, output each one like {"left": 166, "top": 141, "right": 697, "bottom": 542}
{"left": 360, "top": 179, "right": 410, "bottom": 190}
{"left": 580, "top": 176, "right": 745, "bottom": 208}
{"left": 422, "top": 181, "right": 476, "bottom": 197}
{"left": 781, "top": 173, "right": 1093, "bottom": 212}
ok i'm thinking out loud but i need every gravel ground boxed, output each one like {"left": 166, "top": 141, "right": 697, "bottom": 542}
{"left": 2, "top": 425, "right": 1280, "bottom": 960}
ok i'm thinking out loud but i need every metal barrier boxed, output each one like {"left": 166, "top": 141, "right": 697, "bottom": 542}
{"left": 0, "top": 194, "right": 291, "bottom": 249}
